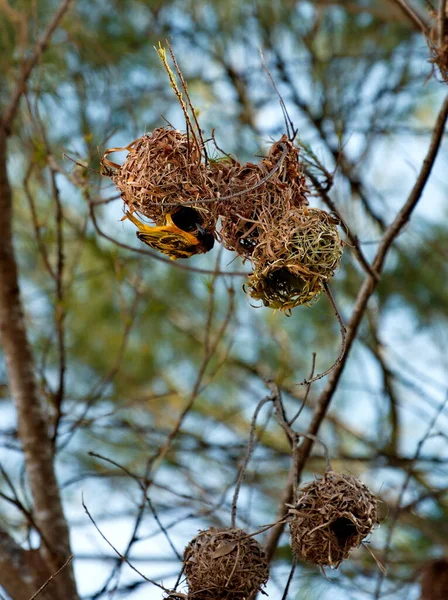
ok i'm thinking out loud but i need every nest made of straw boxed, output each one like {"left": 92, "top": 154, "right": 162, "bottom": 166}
{"left": 183, "top": 527, "right": 269, "bottom": 600}
{"left": 246, "top": 207, "right": 343, "bottom": 311}
{"left": 289, "top": 470, "right": 378, "bottom": 568}
{"left": 215, "top": 136, "right": 308, "bottom": 257}
{"left": 102, "top": 127, "right": 217, "bottom": 231}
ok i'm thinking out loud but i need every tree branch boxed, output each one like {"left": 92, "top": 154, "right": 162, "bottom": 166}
{"left": 387, "top": 0, "right": 432, "bottom": 34}
{"left": 0, "top": 527, "right": 55, "bottom": 600}
{"left": 1, "top": 0, "right": 74, "bottom": 134}
{"left": 0, "top": 137, "right": 78, "bottom": 599}
{"left": 264, "top": 93, "right": 448, "bottom": 561}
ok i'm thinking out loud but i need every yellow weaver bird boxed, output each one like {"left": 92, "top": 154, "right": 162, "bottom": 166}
{"left": 125, "top": 206, "right": 215, "bottom": 260}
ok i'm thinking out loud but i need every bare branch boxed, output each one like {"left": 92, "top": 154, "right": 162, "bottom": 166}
{"left": 0, "top": 130, "right": 78, "bottom": 600}
{"left": 82, "top": 497, "right": 169, "bottom": 593}
{"left": 387, "top": 0, "right": 432, "bottom": 34}
{"left": 231, "top": 395, "right": 274, "bottom": 527}
{"left": 264, "top": 93, "right": 448, "bottom": 562}
{"left": 440, "top": 0, "right": 448, "bottom": 46}
{"left": 296, "top": 283, "right": 347, "bottom": 385}
{"left": 0, "top": 527, "right": 40, "bottom": 600}
{"left": 28, "top": 555, "right": 73, "bottom": 600}
{"left": 374, "top": 394, "right": 448, "bottom": 597}
{"left": 1, "top": 0, "right": 74, "bottom": 133}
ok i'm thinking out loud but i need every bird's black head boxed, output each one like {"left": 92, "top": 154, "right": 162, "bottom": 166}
{"left": 171, "top": 206, "right": 204, "bottom": 232}
{"left": 171, "top": 206, "right": 214, "bottom": 252}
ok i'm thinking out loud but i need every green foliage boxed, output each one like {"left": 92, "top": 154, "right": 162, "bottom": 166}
{"left": 1, "top": 1, "right": 447, "bottom": 599}
{"left": 379, "top": 225, "right": 448, "bottom": 324}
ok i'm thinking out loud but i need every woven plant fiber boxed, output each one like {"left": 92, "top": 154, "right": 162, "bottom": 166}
{"left": 102, "top": 127, "right": 217, "bottom": 231}
{"left": 215, "top": 136, "right": 308, "bottom": 257}
{"left": 246, "top": 207, "right": 343, "bottom": 311}
{"left": 289, "top": 470, "right": 378, "bottom": 568}
{"left": 183, "top": 527, "right": 269, "bottom": 600}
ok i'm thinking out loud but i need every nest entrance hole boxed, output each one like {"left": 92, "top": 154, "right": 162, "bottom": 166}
{"left": 330, "top": 517, "right": 358, "bottom": 550}
{"left": 266, "top": 267, "right": 304, "bottom": 294}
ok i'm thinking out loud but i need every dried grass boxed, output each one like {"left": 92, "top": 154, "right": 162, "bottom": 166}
{"left": 246, "top": 207, "right": 343, "bottom": 311}
{"left": 183, "top": 527, "right": 269, "bottom": 600}
{"left": 99, "top": 45, "right": 344, "bottom": 309}
{"left": 101, "top": 127, "right": 218, "bottom": 231}
{"left": 289, "top": 470, "right": 378, "bottom": 568}
{"left": 215, "top": 136, "right": 308, "bottom": 256}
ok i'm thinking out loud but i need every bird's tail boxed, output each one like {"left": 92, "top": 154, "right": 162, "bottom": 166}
{"left": 124, "top": 211, "right": 154, "bottom": 233}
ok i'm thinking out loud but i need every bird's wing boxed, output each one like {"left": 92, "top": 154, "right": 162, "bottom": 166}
{"left": 136, "top": 228, "right": 198, "bottom": 259}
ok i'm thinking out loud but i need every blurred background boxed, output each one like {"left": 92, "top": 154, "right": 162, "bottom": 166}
{"left": 0, "top": 1, "right": 447, "bottom": 599}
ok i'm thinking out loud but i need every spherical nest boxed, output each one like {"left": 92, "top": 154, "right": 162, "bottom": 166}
{"left": 101, "top": 127, "right": 217, "bottom": 231}
{"left": 246, "top": 266, "right": 323, "bottom": 313}
{"left": 183, "top": 527, "right": 269, "bottom": 600}
{"left": 245, "top": 207, "right": 343, "bottom": 311}
{"left": 289, "top": 470, "right": 378, "bottom": 568}
{"left": 215, "top": 136, "right": 308, "bottom": 257}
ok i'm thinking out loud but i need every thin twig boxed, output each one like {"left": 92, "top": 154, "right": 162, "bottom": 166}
{"left": 306, "top": 168, "right": 379, "bottom": 281}
{"left": 363, "top": 543, "right": 387, "bottom": 576}
{"left": 295, "top": 433, "right": 332, "bottom": 472}
{"left": 27, "top": 555, "right": 73, "bottom": 600}
{"left": 88, "top": 452, "right": 181, "bottom": 561}
{"left": 259, "top": 47, "right": 297, "bottom": 141}
{"left": 231, "top": 395, "right": 273, "bottom": 527}
{"left": 246, "top": 517, "right": 290, "bottom": 539}
{"left": 23, "top": 163, "right": 56, "bottom": 279}
{"left": 166, "top": 40, "right": 209, "bottom": 163}
{"left": 82, "top": 495, "right": 169, "bottom": 592}
{"left": 440, "top": 0, "right": 448, "bottom": 46}
{"left": 280, "top": 556, "right": 297, "bottom": 600}
{"left": 288, "top": 353, "right": 316, "bottom": 426}
{"left": 374, "top": 394, "right": 448, "bottom": 597}
{"left": 264, "top": 93, "right": 448, "bottom": 563}
{"left": 147, "top": 286, "right": 235, "bottom": 476}
{"left": 387, "top": 0, "right": 431, "bottom": 34}
{"left": 1, "top": 0, "right": 74, "bottom": 133}
{"left": 296, "top": 282, "right": 346, "bottom": 385}
{"left": 51, "top": 167, "right": 66, "bottom": 445}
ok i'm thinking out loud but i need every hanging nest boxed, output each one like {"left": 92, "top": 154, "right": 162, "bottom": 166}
{"left": 215, "top": 136, "right": 308, "bottom": 257}
{"left": 246, "top": 266, "right": 323, "bottom": 312}
{"left": 289, "top": 470, "right": 378, "bottom": 568}
{"left": 245, "top": 207, "right": 343, "bottom": 311}
{"left": 183, "top": 527, "right": 269, "bottom": 600}
{"left": 101, "top": 127, "right": 217, "bottom": 232}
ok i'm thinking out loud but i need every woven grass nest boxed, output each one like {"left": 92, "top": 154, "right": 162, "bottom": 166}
{"left": 183, "top": 527, "right": 269, "bottom": 600}
{"left": 246, "top": 207, "right": 343, "bottom": 311}
{"left": 100, "top": 125, "right": 343, "bottom": 310}
{"left": 216, "top": 136, "right": 308, "bottom": 257}
{"left": 101, "top": 127, "right": 217, "bottom": 231}
{"left": 289, "top": 470, "right": 378, "bottom": 568}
